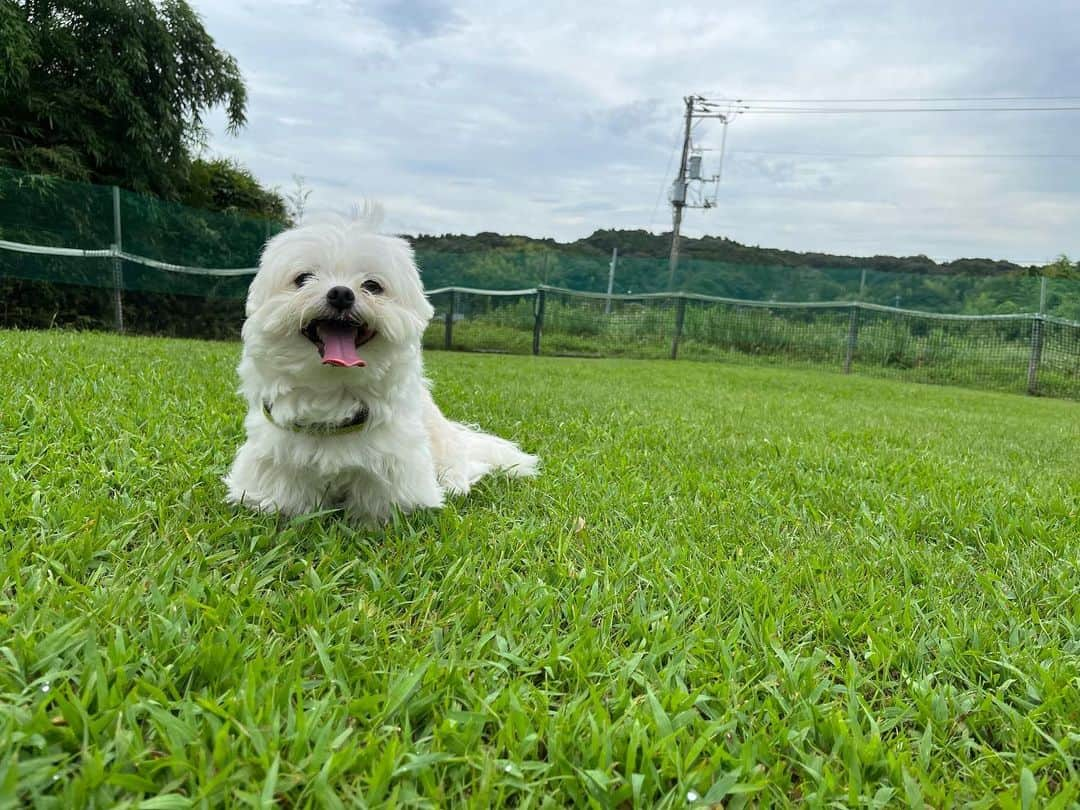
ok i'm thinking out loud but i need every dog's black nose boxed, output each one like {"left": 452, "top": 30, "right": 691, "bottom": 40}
{"left": 326, "top": 286, "right": 355, "bottom": 311}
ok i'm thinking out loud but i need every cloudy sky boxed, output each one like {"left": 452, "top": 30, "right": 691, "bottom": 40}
{"left": 193, "top": 0, "right": 1080, "bottom": 263}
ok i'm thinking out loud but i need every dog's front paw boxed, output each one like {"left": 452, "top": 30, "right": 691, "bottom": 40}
{"left": 224, "top": 455, "right": 321, "bottom": 516}
{"left": 225, "top": 483, "right": 294, "bottom": 515}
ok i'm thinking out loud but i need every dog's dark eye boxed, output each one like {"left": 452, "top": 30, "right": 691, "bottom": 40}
{"left": 361, "top": 279, "right": 383, "bottom": 295}
{"left": 294, "top": 272, "right": 314, "bottom": 287}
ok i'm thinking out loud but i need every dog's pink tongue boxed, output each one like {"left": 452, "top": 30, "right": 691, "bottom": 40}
{"left": 317, "top": 322, "right": 365, "bottom": 367}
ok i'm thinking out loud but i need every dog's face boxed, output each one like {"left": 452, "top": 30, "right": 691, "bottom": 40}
{"left": 242, "top": 219, "right": 434, "bottom": 376}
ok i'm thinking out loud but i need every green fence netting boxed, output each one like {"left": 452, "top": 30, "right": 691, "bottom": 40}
{"left": 0, "top": 166, "right": 279, "bottom": 297}
{"left": 422, "top": 288, "right": 1079, "bottom": 399}
{"left": 415, "top": 250, "right": 1080, "bottom": 320}
{"left": 3, "top": 168, "right": 1079, "bottom": 398}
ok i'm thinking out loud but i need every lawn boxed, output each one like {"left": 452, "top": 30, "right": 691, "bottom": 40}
{"left": 1, "top": 329, "right": 1078, "bottom": 808}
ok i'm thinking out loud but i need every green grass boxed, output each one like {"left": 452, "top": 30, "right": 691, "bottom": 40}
{"left": 2, "top": 329, "right": 1078, "bottom": 808}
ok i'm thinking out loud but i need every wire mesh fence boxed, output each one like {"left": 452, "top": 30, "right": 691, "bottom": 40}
{"left": 2, "top": 167, "right": 1079, "bottom": 399}
{"left": 425, "top": 287, "right": 1080, "bottom": 399}
{"left": 424, "top": 288, "right": 539, "bottom": 355}
{"left": 414, "top": 249, "right": 1080, "bottom": 321}
{"left": 0, "top": 166, "right": 270, "bottom": 335}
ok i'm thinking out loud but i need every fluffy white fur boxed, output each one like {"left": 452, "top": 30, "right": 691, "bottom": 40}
{"left": 225, "top": 213, "right": 538, "bottom": 522}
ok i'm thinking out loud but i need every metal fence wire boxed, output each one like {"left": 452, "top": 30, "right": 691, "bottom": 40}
{"left": 423, "top": 286, "right": 1080, "bottom": 399}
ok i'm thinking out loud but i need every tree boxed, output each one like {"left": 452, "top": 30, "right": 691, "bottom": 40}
{"left": 1042, "top": 254, "right": 1079, "bottom": 279}
{"left": 182, "top": 157, "right": 289, "bottom": 222}
{"left": 0, "top": 0, "right": 246, "bottom": 199}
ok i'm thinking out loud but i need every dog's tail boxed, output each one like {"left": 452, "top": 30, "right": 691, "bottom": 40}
{"left": 424, "top": 393, "right": 539, "bottom": 495}
{"left": 463, "top": 421, "right": 539, "bottom": 478}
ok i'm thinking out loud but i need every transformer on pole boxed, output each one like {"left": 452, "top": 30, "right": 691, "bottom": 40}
{"left": 667, "top": 96, "right": 734, "bottom": 290}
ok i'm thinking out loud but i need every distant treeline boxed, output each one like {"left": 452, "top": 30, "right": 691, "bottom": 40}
{"left": 414, "top": 228, "right": 1038, "bottom": 284}
{"left": 410, "top": 230, "right": 1079, "bottom": 320}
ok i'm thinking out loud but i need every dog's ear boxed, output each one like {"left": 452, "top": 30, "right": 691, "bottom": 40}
{"left": 245, "top": 228, "right": 296, "bottom": 317}
{"left": 390, "top": 237, "right": 435, "bottom": 324}
{"left": 245, "top": 261, "right": 268, "bottom": 317}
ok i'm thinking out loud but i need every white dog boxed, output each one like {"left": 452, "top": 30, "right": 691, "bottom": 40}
{"left": 224, "top": 212, "right": 538, "bottom": 522}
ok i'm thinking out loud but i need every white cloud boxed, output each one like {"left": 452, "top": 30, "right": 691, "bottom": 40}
{"left": 193, "top": 0, "right": 1080, "bottom": 263}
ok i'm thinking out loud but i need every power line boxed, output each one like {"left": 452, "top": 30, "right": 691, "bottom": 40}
{"left": 648, "top": 121, "right": 686, "bottom": 231}
{"left": 731, "top": 104, "right": 1080, "bottom": 114}
{"left": 730, "top": 149, "right": 1080, "bottom": 160}
{"left": 709, "top": 95, "right": 1080, "bottom": 103}
{"left": 662, "top": 94, "right": 1080, "bottom": 266}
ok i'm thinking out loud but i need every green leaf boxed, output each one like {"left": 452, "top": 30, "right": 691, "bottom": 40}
{"left": 1019, "top": 767, "right": 1036, "bottom": 810}
{"left": 138, "top": 797, "right": 193, "bottom": 810}
{"left": 902, "top": 768, "right": 924, "bottom": 809}
{"left": 645, "top": 686, "right": 673, "bottom": 738}
{"left": 381, "top": 662, "right": 430, "bottom": 721}
{"left": 702, "top": 769, "right": 741, "bottom": 802}
{"left": 259, "top": 753, "right": 281, "bottom": 809}
{"left": 918, "top": 722, "right": 932, "bottom": 770}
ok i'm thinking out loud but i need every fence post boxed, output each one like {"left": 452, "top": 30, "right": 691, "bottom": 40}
{"left": 532, "top": 288, "right": 545, "bottom": 356}
{"left": 844, "top": 304, "right": 860, "bottom": 373}
{"left": 444, "top": 290, "right": 456, "bottom": 350}
{"left": 1026, "top": 276, "right": 1047, "bottom": 395}
{"left": 605, "top": 247, "right": 618, "bottom": 314}
{"left": 111, "top": 185, "right": 124, "bottom": 332}
{"left": 670, "top": 295, "right": 686, "bottom": 360}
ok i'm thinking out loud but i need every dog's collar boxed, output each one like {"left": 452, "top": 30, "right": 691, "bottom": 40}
{"left": 262, "top": 400, "right": 370, "bottom": 435}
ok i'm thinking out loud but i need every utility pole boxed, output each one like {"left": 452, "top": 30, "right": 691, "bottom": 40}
{"left": 605, "top": 247, "right": 618, "bottom": 313}
{"left": 667, "top": 96, "right": 694, "bottom": 291}
{"left": 666, "top": 95, "right": 733, "bottom": 291}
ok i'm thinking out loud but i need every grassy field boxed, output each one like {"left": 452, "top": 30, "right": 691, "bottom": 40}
{"left": 1, "top": 329, "right": 1078, "bottom": 808}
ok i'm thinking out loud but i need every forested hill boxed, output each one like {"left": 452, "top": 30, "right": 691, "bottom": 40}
{"left": 413, "top": 229, "right": 1032, "bottom": 277}
{"left": 408, "top": 228, "right": 1043, "bottom": 300}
